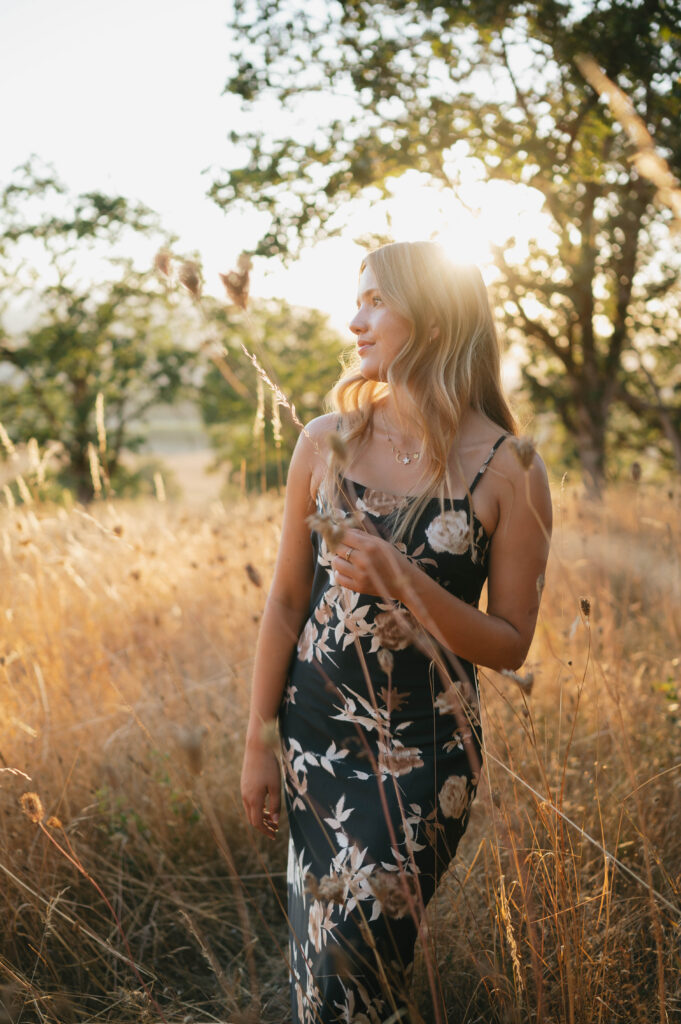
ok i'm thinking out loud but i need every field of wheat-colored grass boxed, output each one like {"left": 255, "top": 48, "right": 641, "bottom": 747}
{"left": 1, "top": 480, "right": 679, "bottom": 1023}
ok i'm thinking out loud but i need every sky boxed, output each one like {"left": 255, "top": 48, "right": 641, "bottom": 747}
{"left": 0, "top": 0, "right": 368, "bottom": 328}
{"left": 0, "top": 0, "right": 554, "bottom": 335}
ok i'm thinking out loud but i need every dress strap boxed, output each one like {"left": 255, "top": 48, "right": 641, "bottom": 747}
{"left": 468, "top": 434, "right": 508, "bottom": 494}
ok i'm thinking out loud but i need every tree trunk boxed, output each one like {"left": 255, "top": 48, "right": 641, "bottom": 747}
{"left": 572, "top": 396, "right": 608, "bottom": 499}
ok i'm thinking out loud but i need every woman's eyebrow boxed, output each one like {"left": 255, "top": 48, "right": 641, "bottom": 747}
{"left": 356, "top": 287, "right": 380, "bottom": 305}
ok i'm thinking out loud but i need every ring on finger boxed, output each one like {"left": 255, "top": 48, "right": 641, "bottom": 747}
{"left": 345, "top": 547, "right": 354, "bottom": 564}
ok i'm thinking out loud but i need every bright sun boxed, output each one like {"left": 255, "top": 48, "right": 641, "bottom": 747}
{"left": 359, "top": 167, "right": 557, "bottom": 277}
{"left": 254, "top": 164, "right": 557, "bottom": 331}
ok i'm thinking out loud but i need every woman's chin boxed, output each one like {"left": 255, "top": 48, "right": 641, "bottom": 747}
{"left": 358, "top": 361, "right": 387, "bottom": 383}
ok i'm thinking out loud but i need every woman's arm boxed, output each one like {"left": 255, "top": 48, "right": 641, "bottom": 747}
{"left": 332, "top": 450, "right": 552, "bottom": 673}
{"left": 240, "top": 421, "right": 322, "bottom": 838}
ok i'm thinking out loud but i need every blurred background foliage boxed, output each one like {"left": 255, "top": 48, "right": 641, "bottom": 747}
{"left": 199, "top": 299, "right": 351, "bottom": 493}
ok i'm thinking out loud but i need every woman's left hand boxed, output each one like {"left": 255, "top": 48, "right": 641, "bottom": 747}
{"left": 331, "top": 528, "right": 413, "bottom": 600}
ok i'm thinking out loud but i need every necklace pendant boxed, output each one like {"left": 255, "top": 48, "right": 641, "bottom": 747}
{"left": 392, "top": 446, "right": 420, "bottom": 465}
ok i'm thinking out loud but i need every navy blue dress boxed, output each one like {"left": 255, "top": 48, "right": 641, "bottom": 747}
{"left": 279, "top": 436, "right": 507, "bottom": 1023}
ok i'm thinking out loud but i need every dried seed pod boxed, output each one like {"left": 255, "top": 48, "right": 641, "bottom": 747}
{"left": 178, "top": 260, "right": 202, "bottom": 299}
{"left": 154, "top": 248, "right": 172, "bottom": 277}
{"left": 510, "top": 436, "right": 536, "bottom": 470}
{"left": 20, "top": 791, "right": 44, "bottom": 823}
{"left": 377, "top": 648, "right": 394, "bottom": 675}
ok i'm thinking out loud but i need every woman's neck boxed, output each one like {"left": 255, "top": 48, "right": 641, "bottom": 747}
{"left": 376, "top": 393, "right": 422, "bottom": 446}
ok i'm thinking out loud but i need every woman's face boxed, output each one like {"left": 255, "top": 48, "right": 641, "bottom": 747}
{"left": 349, "top": 263, "right": 412, "bottom": 381}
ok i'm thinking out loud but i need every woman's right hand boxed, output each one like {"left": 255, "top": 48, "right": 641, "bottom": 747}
{"left": 241, "top": 737, "right": 282, "bottom": 840}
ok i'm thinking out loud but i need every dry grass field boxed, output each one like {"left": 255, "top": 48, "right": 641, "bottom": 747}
{"left": 0, "top": 480, "right": 679, "bottom": 1023}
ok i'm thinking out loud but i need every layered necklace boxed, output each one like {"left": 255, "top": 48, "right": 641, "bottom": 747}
{"left": 382, "top": 409, "right": 422, "bottom": 466}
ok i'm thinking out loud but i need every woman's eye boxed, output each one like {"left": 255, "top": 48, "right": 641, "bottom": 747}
{"left": 371, "top": 295, "right": 382, "bottom": 306}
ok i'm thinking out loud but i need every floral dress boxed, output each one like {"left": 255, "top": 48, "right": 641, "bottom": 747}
{"left": 279, "top": 435, "right": 507, "bottom": 1023}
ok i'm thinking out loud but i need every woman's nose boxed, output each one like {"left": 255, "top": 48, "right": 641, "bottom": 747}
{"left": 349, "top": 309, "right": 365, "bottom": 335}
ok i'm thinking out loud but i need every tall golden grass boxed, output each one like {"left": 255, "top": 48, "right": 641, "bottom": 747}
{"left": 0, "top": 478, "right": 679, "bottom": 1023}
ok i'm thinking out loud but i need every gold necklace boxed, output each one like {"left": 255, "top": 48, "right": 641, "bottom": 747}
{"left": 382, "top": 410, "right": 422, "bottom": 465}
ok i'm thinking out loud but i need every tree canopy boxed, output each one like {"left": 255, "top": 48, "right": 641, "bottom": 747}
{"left": 199, "top": 297, "right": 350, "bottom": 492}
{"left": 0, "top": 161, "right": 198, "bottom": 500}
{"left": 213, "top": 0, "right": 681, "bottom": 491}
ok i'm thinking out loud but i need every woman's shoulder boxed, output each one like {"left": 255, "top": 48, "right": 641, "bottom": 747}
{"left": 301, "top": 412, "right": 342, "bottom": 441}
{"left": 292, "top": 413, "right": 342, "bottom": 497}
{"left": 296, "top": 412, "right": 342, "bottom": 463}
{"left": 491, "top": 435, "right": 552, "bottom": 530}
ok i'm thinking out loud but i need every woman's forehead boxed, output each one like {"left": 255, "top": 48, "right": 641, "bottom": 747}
{"left": 356, "top": 263, "right": 379, "bottom": 298}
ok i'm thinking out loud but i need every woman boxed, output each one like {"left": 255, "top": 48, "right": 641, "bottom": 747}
{"left": 241, "top": 241, "right": 552, "bottom": 1023}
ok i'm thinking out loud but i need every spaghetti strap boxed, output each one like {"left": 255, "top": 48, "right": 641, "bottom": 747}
{"left": 468, "top": 434, "right": 508, "bottom": 494}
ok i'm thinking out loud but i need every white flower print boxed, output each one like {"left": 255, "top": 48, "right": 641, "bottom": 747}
{"left": 334, "top": 589, "right": 374, "bottom": 650}
{"left": 329, "top": 841, "right": 376, "bottom": 916}
{"left": 442, "top": 730, "right": 465, "bottom": 754}
{"left": 425, "top": 509, "right": 471, "bottom": 554}
{"left": 355, "top": 488, "right": 405, "bottom": 517}
{"left": 332, "top": 685, "right": 390, "bottom": 735}
{"left": 282, "top": 738, "right": 310, "bottom": 812}
{"left": 297, "top": 615, "right": 336, "bottom": 666}
{"left": 334, "top": 980, "right": 385, "bottom": 1024}
{"left": 439, "top": 774, "right": 471, "bottom": 819}
{"left": 282, "top": 682, "right": 298, "bottom": 706}
{"left": 377, "top": 741, "right": 424, "bottom": 778}
{"left": 308, "top": 898, "right": 335, "bottom": 953}
{"left": 314, "top": 599, "right": 333, "bottom": 624}
{"left": 324, "top": 793, "right": 353, "bottom": 832}
{"left": 287, "top": 835, "right": 312, "bottom": 898}
{"left": 434, "top": 687, "right": 461, "bottom": 716}
{"left": 297, "top": 619, "right": 316, "bottom": 662}
{"left": 319, "top": 740, "right": 350, "bottom": 775}
{"left": 400, "top": 802, "right": 427, "bottom": 856}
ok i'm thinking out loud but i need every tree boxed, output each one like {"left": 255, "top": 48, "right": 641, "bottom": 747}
{"left": 212, "top": 0, "right": 681, "bottom": 493}
{"left": 0, "top": 161, "right": 198, "bottom": 500}
{"left": 200, "top": 297, "right": 350, "bottom": 491}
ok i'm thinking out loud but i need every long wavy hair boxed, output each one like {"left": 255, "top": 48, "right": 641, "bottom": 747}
{"left": 326, "top": 241, "right": 517, "bottom": 539}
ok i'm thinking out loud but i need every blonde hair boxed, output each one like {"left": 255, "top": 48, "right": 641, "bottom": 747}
{"left": 327, "top": 241, "right": 517, "bottom": 537}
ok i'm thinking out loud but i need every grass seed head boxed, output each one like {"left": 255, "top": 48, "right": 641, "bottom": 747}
{"left": 306, "top": 511, "right": 345, "bottom": 553}
{"left": 377, "top": 648, "right": 394, "bottom": 675}
{"left": 511, "top": 436, "right": 536, "bottom": 470}
{"left": 154, "top": 249, "right": 172, "bottom": 277}
{"left": 176, "top": 725, "right": 207, "bottom": 776}
{"left": 20, "top": 791, "right": 45, "bottom": 823}
{"left": 178, "top": 260, "right": 202, "bottom": 299}
{"left": 306, "top": 872, "right": 345, "bottom": 904}
{"left": 501, "top": 668, "right": 535, "bottom": 696}
{"left": 220, "top": 253, "right": 251, "bottom": 310}
{"left": 373, "top": 609, "right": 416, "bottom": 651}
{"left": 370, "top": 871, "right": 412, "bottom": 919}
{"left": 328, "top": 431, "right": 348, "bottom": 467}
{"left": 245, "top": 563, "right": 262, "bottom": 587}
{"left": 580, "top": 596, "right": 592, "bottom": 619}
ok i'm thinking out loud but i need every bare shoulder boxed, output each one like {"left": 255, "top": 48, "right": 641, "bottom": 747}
{"left": 492, "top": 437, "right": 553, "bottom": 533}
{"left": 293, "top": 412, "right": 340, "bottom": 497}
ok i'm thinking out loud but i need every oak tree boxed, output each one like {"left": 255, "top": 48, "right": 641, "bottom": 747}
{"left": 213, "top": 0, "right": 681, "bottom": 492}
